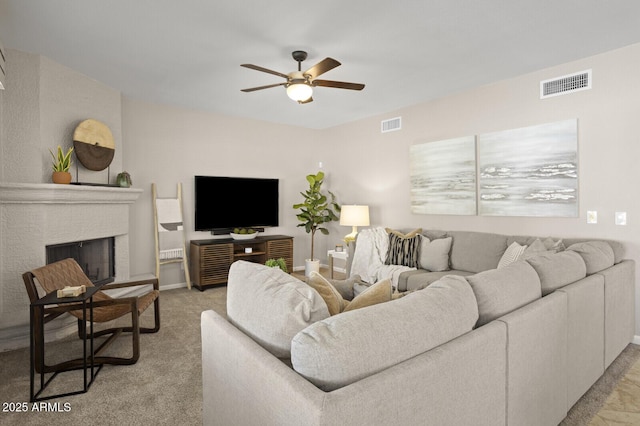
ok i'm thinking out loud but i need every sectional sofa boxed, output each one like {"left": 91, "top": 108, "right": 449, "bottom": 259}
{"left": 200, "top": 229, "right": 635, "bottom": 426}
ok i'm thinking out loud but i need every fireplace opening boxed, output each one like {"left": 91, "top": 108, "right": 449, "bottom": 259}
{"left": 46, "top": 237, "right": 115, "bottom": 285}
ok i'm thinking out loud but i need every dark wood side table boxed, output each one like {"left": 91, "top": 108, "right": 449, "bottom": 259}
{"left": 29, "top": 285, "right": 103, "bottom": 401}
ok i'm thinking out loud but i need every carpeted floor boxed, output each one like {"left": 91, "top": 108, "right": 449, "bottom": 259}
{"left": 0, "top": 285, "right": 637, "bottom": 426}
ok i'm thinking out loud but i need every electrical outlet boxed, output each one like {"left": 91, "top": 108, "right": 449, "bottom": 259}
{"left": 615, "top": 212, "right": 627, "bottom": 226}
{"left": 587, "top": 211, "right": 597, "bottom": 224}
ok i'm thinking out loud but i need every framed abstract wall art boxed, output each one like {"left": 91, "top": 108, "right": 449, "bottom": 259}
{"left": 477, "top": 119, "right": 578, "bottom": 217}
{"left": 410, "top": 136, "right": 477, "bottom": 215}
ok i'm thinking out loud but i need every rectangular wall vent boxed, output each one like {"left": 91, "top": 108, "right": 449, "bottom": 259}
{"left": 540, "top": 70, "right": 591, "bottom": 99}
{"left": 381, "top": 117, "right": 402, "bottom": 133}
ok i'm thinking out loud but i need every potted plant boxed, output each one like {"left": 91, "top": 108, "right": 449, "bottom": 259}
{"left": 265, "top": 258, "right": 288, "bottom": 273}
{"left": 116, "top": 171, "right": 132, "bottom": 187}
{"left": 49, "top": 145, "right": 74, "bottom": 184}
{"left": 293, "top": 171, "right": 341, "bottom": 276}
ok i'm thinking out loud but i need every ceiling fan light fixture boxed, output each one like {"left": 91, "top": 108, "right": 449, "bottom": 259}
{"left": 286, "top": 82, "right": 313, "bottom": 102}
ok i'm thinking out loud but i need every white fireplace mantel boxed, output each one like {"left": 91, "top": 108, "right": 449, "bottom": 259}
{"left": 0, "top": 182, "right": 143, "bottom": 204}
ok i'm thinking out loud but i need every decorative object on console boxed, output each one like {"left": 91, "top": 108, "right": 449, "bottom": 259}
{"left": 73, "top": 118, "right": 115, "bottom": 171}
{"left": 230, "top": 228, "right": 259, "bottom": 240}
{"left": 340, "top": 205, "right": 370, "bottom": 244}
{"left": 478, "top": 119, "right": 578, "bottom": 217}
{"left": 116, "top": 171, "right": 132, "bottom": 188}
{"left": 410, "top": 136, "right": 477, "bottom": 215}
{"left": 49, "top": 145, "right": 74, "bottom": 184}
{"left": 293, "top": 171, "right": 341, "bottom": 276}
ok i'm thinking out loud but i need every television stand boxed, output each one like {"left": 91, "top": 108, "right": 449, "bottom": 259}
{"left": 190, "top": 235, "right": 293, "bottom": 291}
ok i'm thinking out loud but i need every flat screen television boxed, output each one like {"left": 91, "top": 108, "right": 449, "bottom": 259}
{"left": 194, "top": 175, "right": 279, "bottom": 233}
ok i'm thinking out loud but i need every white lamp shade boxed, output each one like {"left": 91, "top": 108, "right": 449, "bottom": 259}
{"left": 286, "top": 83, "right": 312, "bottom": 102}
{"left": 340, "top": 205, "right": 370, "bottom": 226}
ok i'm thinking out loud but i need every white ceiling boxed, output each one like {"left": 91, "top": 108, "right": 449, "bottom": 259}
{"left": 1, "top": 0, "right": 640, "bottom": 129}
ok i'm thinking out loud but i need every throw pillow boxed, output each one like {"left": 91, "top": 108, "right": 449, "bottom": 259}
{"left": 343, "top": 278, "right": 393, "bottom": 312}
{"left": 307, "top": 272, "right": 393, "bottom": 315}
{"left": 307, "top": 271, "right": 348, "bottom": 315}
{"left": 497, "top": 241, "right": 527, "bottom": 268}
{"left": 542, "top": 237, "right": 566, "bottom": 253}
{"left": 326, "top": 275, "right": 363, "bottom": 301}
{"left": 520, "top": 238, "right": 551, "bottom": 260}
{"left": 418, "top": 236, "right": 452, "bottom": 271}
{"left": 384, "top": 228, "right": 422, "bottom": 267}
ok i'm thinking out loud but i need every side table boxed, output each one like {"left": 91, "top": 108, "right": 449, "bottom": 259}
{"left": 327, "top": 249, "right": 349, "bottom": 279}
{"left": 30, "top": 285, "right": 103, "bottom": 402}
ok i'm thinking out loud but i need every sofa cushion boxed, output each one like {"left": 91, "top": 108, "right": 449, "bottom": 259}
{"left": 227, "top": 261, "right": 329, "bottom": 358}
{"left": 291, "top": 275, "right": 479, "bottom": 391}
{"left": 384, "top": 228, "right": 422, "bottom": 267}
{"left": 418, "top": 236, "right": 452, "bottom": 272}
{"left": 308, "top": 271, "right": 393, "bottom": 315}
{"left": 564, "top": 238, "right": 625, "bottom": 264}
{"left": 398, "top": 269, "right": 473, "bottom": 292}
{"left": 526, "top": 251, "right": 587, "bottom": 295}
{"left": 567, "top": 241, "right": 615, "bottom": 274}
{"left": 466, "top": 261, "right": 542, "bottom": 327}
{"left": 448, "top": 231, "right": 508, "bottom": 273}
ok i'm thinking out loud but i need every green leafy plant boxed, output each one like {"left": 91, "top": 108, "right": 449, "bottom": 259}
{"left": 293, "top": 171, "right": 341, "bottom": 261}
{"left": 49, "top": 145, "right": 74, "bottom": 172}
{"left": 265, "top": 258, "right": 288, "bottom": 273}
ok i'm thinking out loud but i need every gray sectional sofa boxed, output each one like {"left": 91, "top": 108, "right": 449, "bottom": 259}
{"left": 201, "top": 229, "right": 635, "bottom": 426}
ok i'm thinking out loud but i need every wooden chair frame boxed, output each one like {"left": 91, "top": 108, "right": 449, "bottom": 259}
{"left": 23, "top": 266, "right": 160, "bottom": 374}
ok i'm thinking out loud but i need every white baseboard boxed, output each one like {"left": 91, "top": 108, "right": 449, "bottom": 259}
{"left": 632, "top": 335, "right": 640, "bottom": 345}
{"left": 160, "top": 282, "right": 188, "bottom": 291}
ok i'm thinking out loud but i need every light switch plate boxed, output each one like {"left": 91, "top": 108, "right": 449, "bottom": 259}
{"left": 615, "top": 212, "right": 627, "bottom": 226}
{"left": 587, "top": 211, "right": 597, "bottom": 224}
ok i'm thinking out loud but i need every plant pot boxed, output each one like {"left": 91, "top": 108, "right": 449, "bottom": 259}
{"left": 305, "top": 259, "right": 320, "bottom": 277}
{"left": 52, "top": 171, "right": 72, "bottom": 184}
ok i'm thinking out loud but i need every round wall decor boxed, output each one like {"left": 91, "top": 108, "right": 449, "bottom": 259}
{"left": 73, "top": 119, "right": 115, "bottom": 171}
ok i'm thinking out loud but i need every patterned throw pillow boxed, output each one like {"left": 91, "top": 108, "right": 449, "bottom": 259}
{"left": 497, "top": 241, "right": 528, "bottom": 268}
{"left": 384, "top": 228, "right": 422, "bottom": 267}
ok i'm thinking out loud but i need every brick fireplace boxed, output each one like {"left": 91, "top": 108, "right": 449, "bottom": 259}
{"left": 0, "top": 183, "right": 143, "bottom": 351}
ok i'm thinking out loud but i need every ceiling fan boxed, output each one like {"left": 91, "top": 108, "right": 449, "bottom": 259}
{"left": 240, "top": 50, "right": 365, "bottom": 104}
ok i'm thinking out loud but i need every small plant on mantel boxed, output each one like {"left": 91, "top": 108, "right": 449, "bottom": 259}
{"left": 49, "top": 145, "right": 74, "bottom": 184}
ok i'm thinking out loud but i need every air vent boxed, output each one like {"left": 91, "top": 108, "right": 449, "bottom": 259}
{"left": 540, "top": 70, "right": 591, "bottom": 99}
{"left": 381, "top": 117, "right": 401, "bottom": 133}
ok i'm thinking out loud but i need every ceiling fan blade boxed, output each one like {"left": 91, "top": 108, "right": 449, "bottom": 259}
{"left": 241, "top": 82, "right": 287, "bottom": 92}
{"left": 312, "top": 80, "right": 365, "bottom": 91}
{"left": 240, "top": 64, "right": 289, "bottom": 80}
{"left": 303, "top": 58, "right": 341, "bottom": 79}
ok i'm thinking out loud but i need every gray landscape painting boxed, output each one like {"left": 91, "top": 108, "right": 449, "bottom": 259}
{"left": 478, "top": 119, "right": 578, "bottom": 217}
{"left": 410, "top": 136, "right": 476, "bottom": 215}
